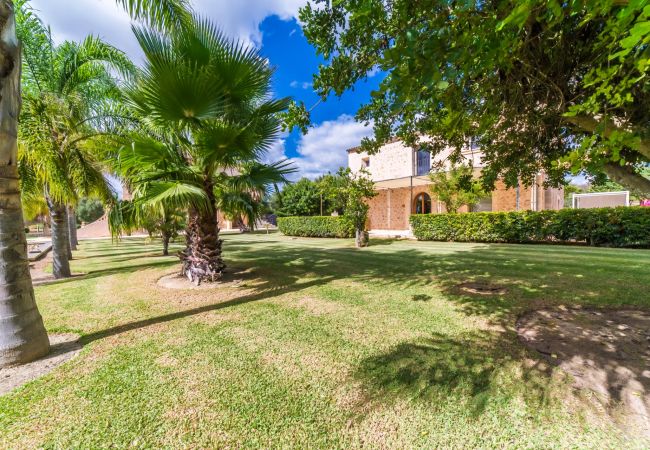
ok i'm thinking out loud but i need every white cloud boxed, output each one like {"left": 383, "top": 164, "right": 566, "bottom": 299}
{"left": 193, "top": 0, "right": 304, "bottom": 48}
{"left": 290, "top": 115, "right": 373, "bottom": 179}
{"left": 261, "top": 133, "right": 289, "bottom": 166}
{"left": 29, "top": 0, "right": 305, "bottom": 61}
{"left": 367, "top": 66, "right": 381, "bottom": 77}
{"left": 289, "top": 80, "right": 313, "bottom": 90}
{"left": 30, "top": 0, "right": 141, "bottom": 60}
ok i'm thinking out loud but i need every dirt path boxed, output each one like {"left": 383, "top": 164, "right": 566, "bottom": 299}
{"left": 517, "top": 307, "right": 650, "bottom": 439}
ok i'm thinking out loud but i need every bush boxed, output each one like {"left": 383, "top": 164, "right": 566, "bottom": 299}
{"left": 410, "top": 207, "right": 650, "bottom": 247}
{"left": 277, "top": 216, "right": 355, "bottom": 238}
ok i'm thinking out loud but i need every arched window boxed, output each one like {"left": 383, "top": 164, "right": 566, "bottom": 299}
{"left": 414, "top": 193, "right": 432, "bottom": 214}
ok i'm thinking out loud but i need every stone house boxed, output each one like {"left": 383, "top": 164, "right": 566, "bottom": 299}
{"left": 347, "top": 139, "right": 564, "bottom": 235}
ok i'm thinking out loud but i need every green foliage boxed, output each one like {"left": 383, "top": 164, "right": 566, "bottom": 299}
{"left": 21, "top": 193, "right": 49, "bottom": 222}
{"left": 273, "top": 178, "right": 325, "bottom": 217}
{"left": 588, "top": 166, "right": 650, "bottom": 200}
{"left": 563, "top": 184, "right": 584, "bottom": 207}
{"left": 114, "top": 0, "right": 191, "bottom": 30}
{"left": 277, "top": 216, "right": 355, "bottom": 238}
{"left": 295, "top": 0, "right": 650, "bottom": 194}
{"left": 319, "top": 168, "right": 376, "bottom": 233}
{"left": 112, "top": 15, "right": 295, "bottom": 228}
{"left": 429, "top": 164, "right": 485, "bottom": 213}
{"left": 76, "top": 198, "right": 104, "bottom": 224}
{"left": 410, "top": 208, "right": 650, "bottom": 247}
{"left": 15, "top": 2, "right": 133, "bottom": 206}
{"left": 107, "top": 200, "right": 185, "bottom": 242}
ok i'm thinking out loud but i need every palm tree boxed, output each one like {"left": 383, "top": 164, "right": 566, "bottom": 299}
{"left": 17, "top": 4, "right": 134, "bottom": 279}
{"left": 0, "top": 0, "right": 189, "bottom": 367}
{"left": 108, "top": 199, "right": 186, "bottom": 256}
{"left": 0, "top": 1, "right": 50, "bottom": 367}
{"left": 116, "top": 17, "right": 294, "bottom": 283}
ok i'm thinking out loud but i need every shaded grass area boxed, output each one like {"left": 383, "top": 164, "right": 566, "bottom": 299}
{"left": 1, "top": 234, "right": 649, "bottom": 448}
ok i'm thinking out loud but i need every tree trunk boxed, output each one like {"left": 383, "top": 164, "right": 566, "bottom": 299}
{"left": 0, "top": 1, "right": 49, "bottom": 367}
{"left": 355, "top": 228, "right": 369, "bottom": 248}
{"left": 179, "top": 183, "right": 225, "bottom": 284}
{"left": 603, "top": 163, "right": 650, "bottom": 197}
{"left": 67, "top": 205, "right": 77, "bottom": 251}
{"left": 64, "top": 208, "right": 72, "bottom": 260}
{"left": 162, "top": 231, "right": 170, "bottom": 256}
{"left": 46, "top": 198, "right": 72, "bottom": 279}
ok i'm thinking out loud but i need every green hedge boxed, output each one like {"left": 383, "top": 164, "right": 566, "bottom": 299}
{"left": 410, "top": 207, "right": 650, "bottom": 247}
{"left": 277, "top": 216, "right": 355, "bottom": 238}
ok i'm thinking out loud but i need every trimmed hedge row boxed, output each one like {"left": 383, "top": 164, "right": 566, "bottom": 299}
{"left": 410, "top": 207, "right": 650, "bottom": 247}
{"left": 277, "top": 216, "right": 355, "bottom": 238}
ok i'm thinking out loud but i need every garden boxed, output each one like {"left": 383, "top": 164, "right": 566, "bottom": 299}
{"left": 2, "top": 234, "right": 650, "bottom": 447}
{"left": 1, "top": 0, "right": 650, "bottom": 447}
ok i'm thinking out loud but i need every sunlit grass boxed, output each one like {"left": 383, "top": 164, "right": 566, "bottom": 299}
{"left": 1, "top": 234, "right": 648, "bottom": 448}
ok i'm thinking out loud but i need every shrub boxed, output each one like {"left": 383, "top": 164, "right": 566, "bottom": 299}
{"left": 410, "top": 207, "right": 650, "bottom": 247}
{"left": 277, "top": 216, "right": 355, "bottom": 238}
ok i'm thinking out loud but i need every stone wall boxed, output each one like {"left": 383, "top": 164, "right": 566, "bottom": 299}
{"left": 349, "top": 141, "right": 414, "bottom": 181}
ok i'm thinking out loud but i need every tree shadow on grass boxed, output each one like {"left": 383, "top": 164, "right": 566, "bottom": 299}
{"left": 352, "top": 331, "right": 554, "bottom": 418}
{"left": 79, "top": 274, "right": 335, "bottom": 345}
{"left": 64, "top": 237, "right": 650, "bottom": 341}
{"left": 33, "top": 259, "right": 182, "bottom": 290}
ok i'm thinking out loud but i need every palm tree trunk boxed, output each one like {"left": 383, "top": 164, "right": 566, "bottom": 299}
{"left": 179, "top": 183, "right": 225, "bottom": 284}
{"left": 46, "top": 198, "right": 72, "bottom": 279}
{"left": 0, "top": 1, "right": 49, "bottom": 367}
{"left": 162, "top": 230, "right": 170, "bottom": 256}
{"left": 65, "top": 209, "right": 72, "bottom": 260}
{"left": 67, "top": 205, "right": 78, "bottom": 251}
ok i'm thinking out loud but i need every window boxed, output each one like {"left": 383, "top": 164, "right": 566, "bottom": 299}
{"left": 361, "top": 157, "right": 370, "bottom": 169}
{"left": 414, "top": 193, "right": 432, "bottom": 214}
{"left": 416, "top": 150, "right": 430, "bottom": 176}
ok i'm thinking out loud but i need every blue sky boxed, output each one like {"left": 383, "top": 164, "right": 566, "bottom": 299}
{"left": 29, "top": 0, "right": 381, "bottom": 180}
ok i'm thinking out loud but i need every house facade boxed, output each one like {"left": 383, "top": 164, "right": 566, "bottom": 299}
{"left": 348, "top": 139, "right": 564, "bottom": 234}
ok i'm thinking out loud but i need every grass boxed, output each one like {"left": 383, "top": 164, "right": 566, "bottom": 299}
{"left": 1, "top": 233, "right": 649, "bottom": 448}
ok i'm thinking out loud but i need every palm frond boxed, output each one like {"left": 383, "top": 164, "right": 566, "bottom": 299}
{"left": 115, "top": 0, "right": 192, "bottom": 30}
{"left": 224, "top": 160, "right": 297, "bottom": 196}
{"left": 56, "top": 35, "right": 136, "bottom": 95}
{"left": 137, "top": 181, "right": 211, "bottom": 213}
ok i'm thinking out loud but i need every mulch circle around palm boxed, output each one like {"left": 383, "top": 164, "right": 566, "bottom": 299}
{"left": 517, "top": 307, "right": 650, "bottom": 438}
{"left": 0, "top": 334, "right": 82, "bottom": 396}
{"left": 156, "top": 266, "right": 254, "bottom": 290}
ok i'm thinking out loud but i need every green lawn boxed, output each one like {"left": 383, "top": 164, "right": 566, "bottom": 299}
{"left": 2, "top": 234, "right": 649, "bottom": 448}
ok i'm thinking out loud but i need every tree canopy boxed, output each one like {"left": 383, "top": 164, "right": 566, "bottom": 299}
{"left": 110, "top": 15, "right": 294, "bottom": 282}
{"left": 319, "top": 168, "right": 376, "bottom": 247}
{"left": 76, "top": 197, "right": 105, "bottom": 224}
{"left": 290, "top": 0, "right": 650, "bottom": 195}
{"left": 429, "top": 164, "right": 486, "bottom": 213}
{"left": 273, "top": 178, "right": 327, "bottom": 217}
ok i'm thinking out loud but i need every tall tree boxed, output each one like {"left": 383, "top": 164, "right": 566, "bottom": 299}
{"left": 272, "top": 178, "right": 325, "bottom": 217}
{"left": 0, "top": 0, "right": 49, "bottom": 367}
{"left": 108, "top": 200, "right": 185, "bottom": 256}
{"left": 0, "top": 0, "right": 191, "bottom": 367}
{"left": 429, "top": 164, "right": 486, "bottom": 213}
{"left": 75, "top": 197, "right": 105, "bottom": 224}
{"left": 290, "top": 0, "right": 650, "bottom": 195}
{"left": 17, "top": 3, "right": 133, "bottom": 278}
{"left": 320, "top": 168, "right": 376, "bottom": 247}
{"left": 115, "top": 17, "right": 294, "bottom": 284}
